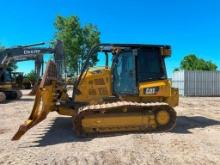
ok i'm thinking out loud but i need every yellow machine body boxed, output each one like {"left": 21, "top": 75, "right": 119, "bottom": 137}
{"left": 72, "top": 68, "right": 178, "bottom": 108}
{"left": 0, "top": 83, "right": 13, "bottom": 90}
{"left": 75, "top": 68, "right": 113, "bottom": 105}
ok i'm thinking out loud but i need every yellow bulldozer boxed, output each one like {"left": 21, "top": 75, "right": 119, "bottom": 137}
{"left": 12, "top": 43, "right": 179, "bottom": 140}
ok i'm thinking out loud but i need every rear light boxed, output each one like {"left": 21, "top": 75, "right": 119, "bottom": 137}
{"left": 161, "top": 48, "right": 171, "bottom": 56}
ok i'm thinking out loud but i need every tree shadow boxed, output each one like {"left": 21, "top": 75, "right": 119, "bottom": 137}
{"left": 17, "top": 98, "right": 35, "bottom": 101}
{"left": 0, "top": 98, "right": 34, "bottom": 104}
{"left": 172, "top": 116, "right": 220, "bottom": 133}
{"left": 30, "top": 115, "right": 220, "bottom": 147}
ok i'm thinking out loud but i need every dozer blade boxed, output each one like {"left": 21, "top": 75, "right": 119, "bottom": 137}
{"left": 12, "top": 61, "right": 58, "bottom": 140}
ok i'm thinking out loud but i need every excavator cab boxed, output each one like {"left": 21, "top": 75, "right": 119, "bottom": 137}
{"left": 0, "top": 68, "right": 22, "bottom": 102}
{"left": 0, "top": 68, "right": 12, "bottom": 83}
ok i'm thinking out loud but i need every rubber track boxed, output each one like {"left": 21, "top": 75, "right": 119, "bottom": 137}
{"left": 75, "top": 101, "right": 177, "bottom": 135}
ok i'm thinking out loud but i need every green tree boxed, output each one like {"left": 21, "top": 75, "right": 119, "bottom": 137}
{"left": 54, "top": 16, "right": 100, "bottom": 75}
{"left": 25, "top": 70, "right": 37, "bottom": 85}
{"left": 6, "top": 61, "right": 18, "bottom": 72}
{"left": 173, "top": 68, "right": 180, "bottom": 72}
{"left": 174, "top": 54, "right": 217, "bottom": 71}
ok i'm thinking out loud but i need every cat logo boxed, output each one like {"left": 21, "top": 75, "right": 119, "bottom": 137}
{"left": 143, "top": 87, "right": 159, "bottom": 95}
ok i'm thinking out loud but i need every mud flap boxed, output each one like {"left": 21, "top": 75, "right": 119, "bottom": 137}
{"left": 12, "top": 61, "right": 58, "bottom": 140}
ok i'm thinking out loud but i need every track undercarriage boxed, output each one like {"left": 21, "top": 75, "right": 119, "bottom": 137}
{"left": 75, "top": 101, "right": 176, "bottom": 136}
{"left": 0, "top": 90, "right": 22, "bottom": 103}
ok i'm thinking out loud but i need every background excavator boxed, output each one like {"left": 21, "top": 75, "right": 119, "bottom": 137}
{"left": 10, "top": 72, "right": 32, "bottom": 89}
{"left": 13, "top": 43, "right": 179, "bottom": 140}
{"left": 0, "top": 40, "right": 64, "bottom": 103}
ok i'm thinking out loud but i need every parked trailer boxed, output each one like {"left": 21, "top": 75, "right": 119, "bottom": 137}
{"left": 172, "top": 70, "right": 220, "bottom": 96}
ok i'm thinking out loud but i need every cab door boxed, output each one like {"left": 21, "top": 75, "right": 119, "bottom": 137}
{"left": 113, "top": 50, "right": 138, "bottom": 95}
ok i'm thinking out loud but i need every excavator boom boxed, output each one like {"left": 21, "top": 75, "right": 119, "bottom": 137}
{"left": 0, "top": 40, "right": 64, "bottom": 103}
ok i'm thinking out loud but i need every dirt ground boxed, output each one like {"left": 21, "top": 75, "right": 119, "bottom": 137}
{"left": 0, "top": 90, "right": 220, "bottom": 165}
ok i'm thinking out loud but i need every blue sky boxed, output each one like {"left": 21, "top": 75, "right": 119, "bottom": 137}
{"left": 0, "top": 0, "right": 220, "bottom": 77}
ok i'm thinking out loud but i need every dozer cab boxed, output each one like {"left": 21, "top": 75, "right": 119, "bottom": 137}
{"left": 12, "top": 43, "right": 179, "bottom": 140}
